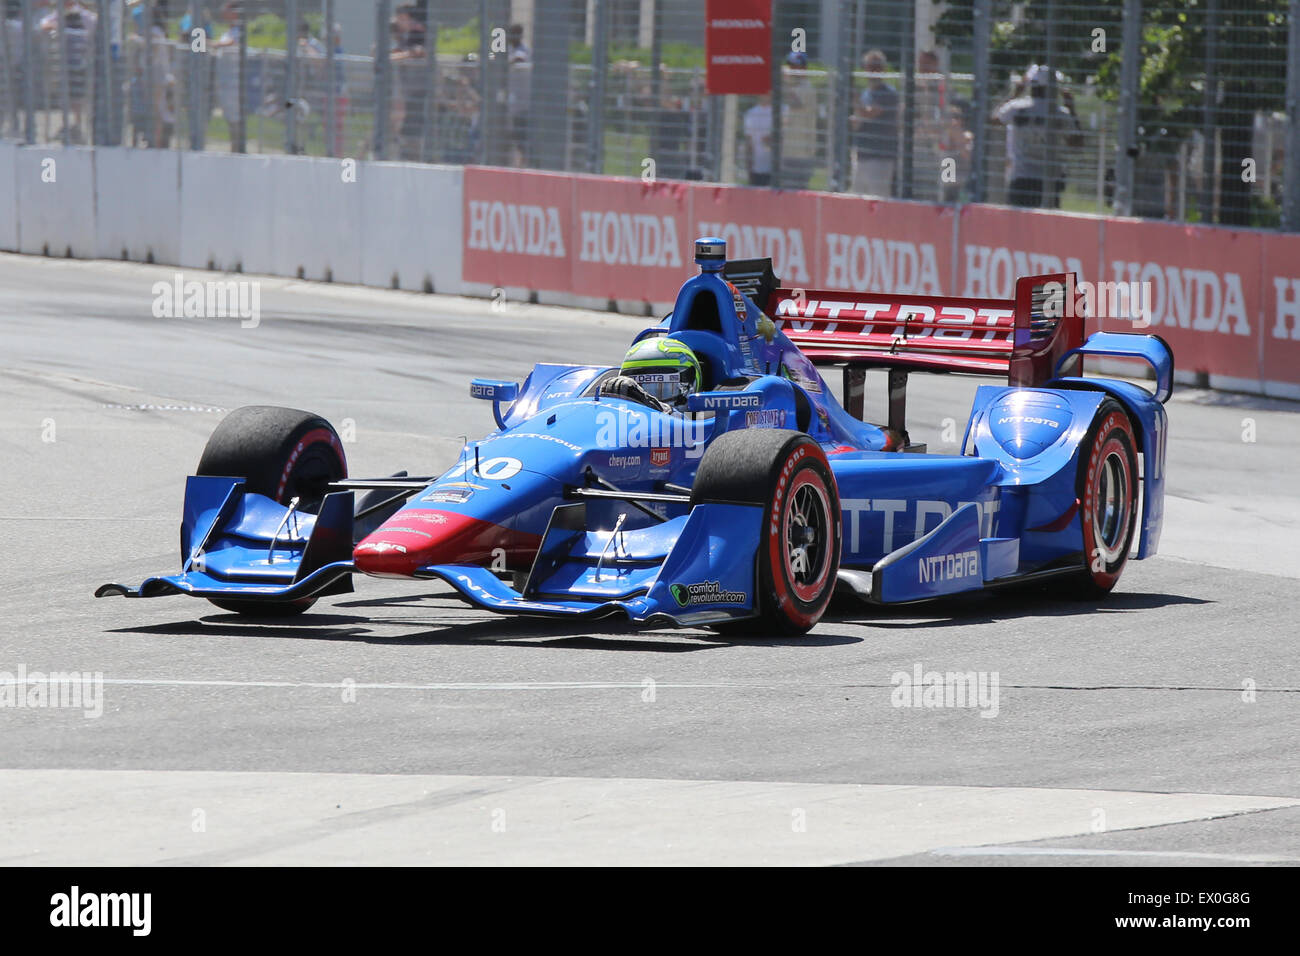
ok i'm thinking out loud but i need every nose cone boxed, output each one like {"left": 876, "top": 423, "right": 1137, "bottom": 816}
{"left": 353, "top": 508, "right": 527, "bottom": 577}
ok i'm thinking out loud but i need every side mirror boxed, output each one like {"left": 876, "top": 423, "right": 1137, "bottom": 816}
{"left": 470, "top": 379, "right": 520, "bottom": 428}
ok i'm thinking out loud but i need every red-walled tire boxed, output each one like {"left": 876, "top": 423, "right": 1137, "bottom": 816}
{"left": 195, "top": 406, "right": 347, "bottom": 616}
{"left": 1067, "top": 399, "right": 1139, "bottom": 598}
{"left": 691, "top": 430, "right": 841, "bottom": 635}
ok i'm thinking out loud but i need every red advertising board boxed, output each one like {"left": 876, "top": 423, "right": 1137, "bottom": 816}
{"left": 705, "top": 0, "right": 772, "bottom": 95}
{"left": 459, "top": 166, "right": 1300, "bottom": 393}
{"left": 955, "top": 204, "right": 1104, "bottom": 303}
{"left": 462, "top": 167, "right": 574, "bottom": 291}
{"left": 1256, "top": 232, "right": 1300, "bottom": 395}
{"left": 692, "top": 183, "right": 820, "bottom": 288}
{"left": 817, "top": 194, "right": 956, "bottom": 295}
{"left": 1101, "top": 219, "right": 1263, "bottom": 384}
{"left": 569, "top": 177, "right": 692, "bottom": 303}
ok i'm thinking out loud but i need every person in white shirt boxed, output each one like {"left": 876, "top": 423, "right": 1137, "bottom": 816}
{"left": 744, "top": 93, "right": 774, "bottom": 186}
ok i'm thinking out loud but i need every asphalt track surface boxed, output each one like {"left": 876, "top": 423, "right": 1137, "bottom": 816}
{"left": 1, "top": 254, "right": 1297, "bottom": 866}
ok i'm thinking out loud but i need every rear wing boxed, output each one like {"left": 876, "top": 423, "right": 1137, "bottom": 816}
{"left": 763, "top": 276, "right": 1085, "bottom": 386}
{"left": 723, "top": 259, "right": 1085, "bottom": 438}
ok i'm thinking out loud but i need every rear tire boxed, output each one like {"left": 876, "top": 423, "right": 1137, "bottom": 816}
{"left": 692, "top": 430, "right": 841, "bottom": 635}
{"left": 195, "top": 406, "right": 347, "bottom": 616}
{"left": 1065, "top": 398, "right": 1138, "bottom": 598}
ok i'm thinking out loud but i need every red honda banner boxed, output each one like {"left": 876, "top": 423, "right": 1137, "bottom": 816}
{"left": 460, "top": 167, "right": 1300, "bottom": 394}
{"left": 692, "top": 183, "right": 819, "bottom": 288}
{"left": 570, "top": 177, "right": 693, "bottom": 303}
{"left": 819, "top": 195, "right": 957, "bottom": 295}
{"left": 1259, "top": 233, "right": 1300, "bottom": 396}
{"left": 1101, "top": 219, "right": 1263, "bottom": 385}
{"left": 462, "top": 167, "right": 574, "bottom": 292}
{"left": 705, "top": 0, "right": 772, "bottom": 96}
{"left": 955, "top": 205, "right": 1104, "bottom": 304}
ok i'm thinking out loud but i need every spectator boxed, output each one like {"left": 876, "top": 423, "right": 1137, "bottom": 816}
{"left": 781, "top": 51, "right": 817, "bottom": 189}
{"left": 993, "top": 64, "right": 1083, "bottom": 208}
{"left": 389, "top": 2, "right": 428, "bottom": 161}
{"left": 212, "top": 1, "right": 245, "bottom": 149}
{"left": 743, "top": 92, "right": 774, "bottom": 186}
{"left": 40, "top": 1, "right": 96, "bottom": 144}
{"left": 127, "top": 0, "right": 174, "bottom": 148}
{"left": 938, "top": 103, "right": 973, "bottom": 203}
{"left": 505, "top": 23, "right": 530, "bottom": 166}
{"left": 851, "top": 49, "right": 898, "bottom": 197}
{"left": 911, "top": 49, "right": 946, "bottom": 200}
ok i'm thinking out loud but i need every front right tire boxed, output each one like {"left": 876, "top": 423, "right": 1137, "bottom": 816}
{"left": 691, "top": 430, "right": 841, "bottom": 634}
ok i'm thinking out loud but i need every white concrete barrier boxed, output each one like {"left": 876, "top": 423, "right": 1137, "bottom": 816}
{"left": 94, "top": 147, "right": 181, "bottom": 264}
{"left": 359, "top": 162, "right": 463, "bottom": 294}
{"left": 0, "top": 141, "right": 16, "bottom": 252}
{"left": 14, "top": 146, "right": 96, "bottom": 258}
{"left": 178, "top": 151, "right": 275, "bottom": 273}
{"left": 270, "top": 155, "right": 364, "bottom": 284}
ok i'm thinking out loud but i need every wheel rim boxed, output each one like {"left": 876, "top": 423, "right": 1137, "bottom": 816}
{"left": 784, "top": 473, "right": 832, "bottom": 603}
{"left": 1092, "top": 447, "right": 1130, "bottom": 564}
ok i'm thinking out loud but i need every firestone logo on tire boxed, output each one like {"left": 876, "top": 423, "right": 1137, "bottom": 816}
{"left": 770, "top": 447, "right": 807, "bottom": 537}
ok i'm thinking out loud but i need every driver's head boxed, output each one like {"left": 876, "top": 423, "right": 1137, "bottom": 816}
{"left": 619, "top": 336, "right": 703, "bottom": 405}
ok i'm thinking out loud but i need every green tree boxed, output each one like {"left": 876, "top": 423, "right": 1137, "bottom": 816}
{"left": 936, "top": 0, "right": 1288, "bottom": 226}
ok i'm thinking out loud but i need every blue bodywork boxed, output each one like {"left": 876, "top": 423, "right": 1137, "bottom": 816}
{"left": 98, "top": 239, "right": 1173, "bottom": 626}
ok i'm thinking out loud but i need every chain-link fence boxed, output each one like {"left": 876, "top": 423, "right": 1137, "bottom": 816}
{"left": 1, "top": 0, "right": 1296, "bottom": 230}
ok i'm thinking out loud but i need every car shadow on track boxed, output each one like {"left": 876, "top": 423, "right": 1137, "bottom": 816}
{"left": 104, "top": 600, "right": 863, "bottom": 651}
{"left": 103, "top": 589, "right": 1206, "bottom": 649}
{"left": 829, "top": 588, "right": 1213, "bottom": 629}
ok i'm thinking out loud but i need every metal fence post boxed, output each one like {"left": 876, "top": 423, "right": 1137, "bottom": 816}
{"left": 970, "top": 0, "right": 990, "bottom": 203}
{"left": 235, "top": 1, "right": 247, "bottom": 153}
{"left": 1, "top": 0, "right": 18, "bottom": 137}
{"left": 189, "top": 0, "right": 202, "bottom": 149}
{"left": 900, "top": 4, "right": 915, "bottom": 199}
{"left": 143, "top": 0, "right": 155, "bottom": 147}
{"left": 587, "top": 0, "right": 608, "bottom": 174}
{"left": 21, "top": 0, "right": 33, "bottom": 143}
{"left": 1285, "top": 0, "right": 1300, "bottom": 231}
{"left": 477, "top": 0, "right": 487, "bottom": 163}
{"left": 58, "top": 7, "right": 71, "bottom": 144}
{"left": 830, "top": 0, "right": 852, "bottom": 192}
{"left": 324, "top": 0, "right": 335, "bottom": 157}
{"left": 1113, "top": 0, "right": 1141, "bottom": 216}
{"left": 93, "top": 0, "right": 108, "bottom": 144}
{"left": 770, "top": 1, "right": 782, "bottom": 190}
{"left": 1200, "top": 0, "right": 1219, "bottom": 224}
{"left": 284, "top": 0, "right": 298, "bottom": 154}
{"left": 422, "top": 10, "right": 438, "bottom": 162}
{"left": 375, "top": 0, "right": 391, "bottom": 160}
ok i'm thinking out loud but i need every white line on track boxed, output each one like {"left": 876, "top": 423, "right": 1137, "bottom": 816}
{"left": 3, "top": 677, "right": 1296, "bottom": 693}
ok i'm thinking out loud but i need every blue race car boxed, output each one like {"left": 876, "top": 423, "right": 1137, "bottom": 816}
{"left": 98, "top": 237, "right": 1173, "bottom": 634}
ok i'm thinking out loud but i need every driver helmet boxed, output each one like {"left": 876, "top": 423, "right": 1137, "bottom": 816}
{"left": 618, "top": 336, "right": 703, "bottom": 405}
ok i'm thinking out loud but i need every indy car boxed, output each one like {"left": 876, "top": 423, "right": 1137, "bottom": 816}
{"left": 98, "top": 237, "right": 1173, "bottom": 634}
